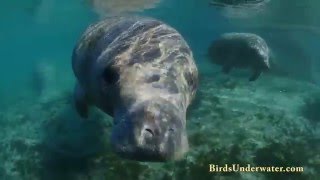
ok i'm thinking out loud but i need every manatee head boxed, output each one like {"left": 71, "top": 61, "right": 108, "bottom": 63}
{"left": 111, "top": 98, "right": 188, "bottom": 162}
{"left": 101, "top": 64, "right": 189, "bottom": 162}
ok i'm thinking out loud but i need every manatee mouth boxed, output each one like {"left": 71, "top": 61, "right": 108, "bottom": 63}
{"left": 110, "top": 104, "right": 188, "bottom": 162}
{"left": 110, "top": 121, "right": 187, "bottom": 162}
{"left": 111, "top": 143, "right": 170, "bottom": 162}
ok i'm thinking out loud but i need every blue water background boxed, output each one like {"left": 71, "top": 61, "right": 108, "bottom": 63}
{"left": 0, "top": 0, "right": 236, "bottom": 105}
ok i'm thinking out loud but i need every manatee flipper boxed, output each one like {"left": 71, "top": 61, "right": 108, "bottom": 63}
{"left": 222, "top": 65, "right": 232, "bottom": 74}
{"left": 74, "top": 83, "right": 89, "bottom": 118}
{"left": 249, "top": 70, "right": 261, "bottom": 81}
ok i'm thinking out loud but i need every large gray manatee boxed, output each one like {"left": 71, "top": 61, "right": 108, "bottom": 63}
{"left": 71, "top": 16, "right": 198, "bottom": 162}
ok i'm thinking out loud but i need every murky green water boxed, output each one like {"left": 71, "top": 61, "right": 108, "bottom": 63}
{"left": 0, "top": 0, "right": 319, "bottom": 179}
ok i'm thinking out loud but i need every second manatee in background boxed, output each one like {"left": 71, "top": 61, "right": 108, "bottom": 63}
{"left": 207, "top": 32, "right": 271, "bottom": 81}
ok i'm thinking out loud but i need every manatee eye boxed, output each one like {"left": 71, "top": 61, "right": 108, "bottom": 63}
{"left": 145, "top": 74, "right": 160, "bottom": 83}
{"left": 103, "top": 67, "right": 119, "bottom": 84}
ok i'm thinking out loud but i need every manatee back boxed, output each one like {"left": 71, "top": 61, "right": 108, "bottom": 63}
{"left": 72, "top": 17, "right": 136, "bottom": 83}
{"left": 208, "top": 34, "right": 251, "bottom": 65}
{"left": 229, "top": 33, "right": 270, "bottom": 67}
{"left": 71, "top": 16, "right": 167, "bottom": 85}
{"left": 72, "top": 16, "right": 198, "bottom": 107}
{"left": 209, "top": 33, "right": 269, "bottom": 67}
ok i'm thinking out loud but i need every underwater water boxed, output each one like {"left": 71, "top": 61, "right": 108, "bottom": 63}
{"left": 0, "top": 0, "right": 319, "bottom": 179}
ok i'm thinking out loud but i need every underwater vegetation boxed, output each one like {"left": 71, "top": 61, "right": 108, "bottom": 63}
{"left": 1, "top": 73, "right": 319, "bottom": 179}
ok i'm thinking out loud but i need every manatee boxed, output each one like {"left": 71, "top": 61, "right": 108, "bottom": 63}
{"left": 31, "top": 62, "right": 47, "bottom": 96}
{"left": 208, "top": 32, "right": 270, "bottom": 81}
{"left": 71, "top": 16, "right": 198, "bottom": 162}
{"left": 88, "top": 0, "right": 161, "bottom": 16}
{"left": 209, "top": 0, "right": 270, "bottom": 19}
{"left": 209, "top": 0, "right": 269, "bottom": 7}
{"left": 30, "top": 61, "right": 56, "bottom": 98}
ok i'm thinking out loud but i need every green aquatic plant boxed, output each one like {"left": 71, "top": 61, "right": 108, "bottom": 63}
{"left": 254, "top": 140, "right": 311, "bottom": 179}
{"left": 0, "top": 137, "right": 42, "bottom": 180}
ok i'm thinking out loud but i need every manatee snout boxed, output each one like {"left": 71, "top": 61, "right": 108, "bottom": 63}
{"left": 111, "top": 99, "right": 188, "bottom": 162}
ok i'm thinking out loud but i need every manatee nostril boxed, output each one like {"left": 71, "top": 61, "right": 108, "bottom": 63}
{"left": 168, "top": 128, "right": 175, "bottom": 133}
{"left": 144, "top": 128, "right": 154, "bottom": 137}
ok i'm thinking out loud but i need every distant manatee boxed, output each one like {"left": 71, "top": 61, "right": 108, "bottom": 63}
{"left": 88, "top": 0, "right": 161, "bottom": 16}
{"left": 30, "top": 61, "right": 56, "bottom": 98}
{"left": 209, "top": 0, "right": 270, "bottom": 18}
{"left": 208, "top": 32, "right": 270, "bottom": 81}
{"left": 71, "top": 16, "right": 198, "bottom": 162}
